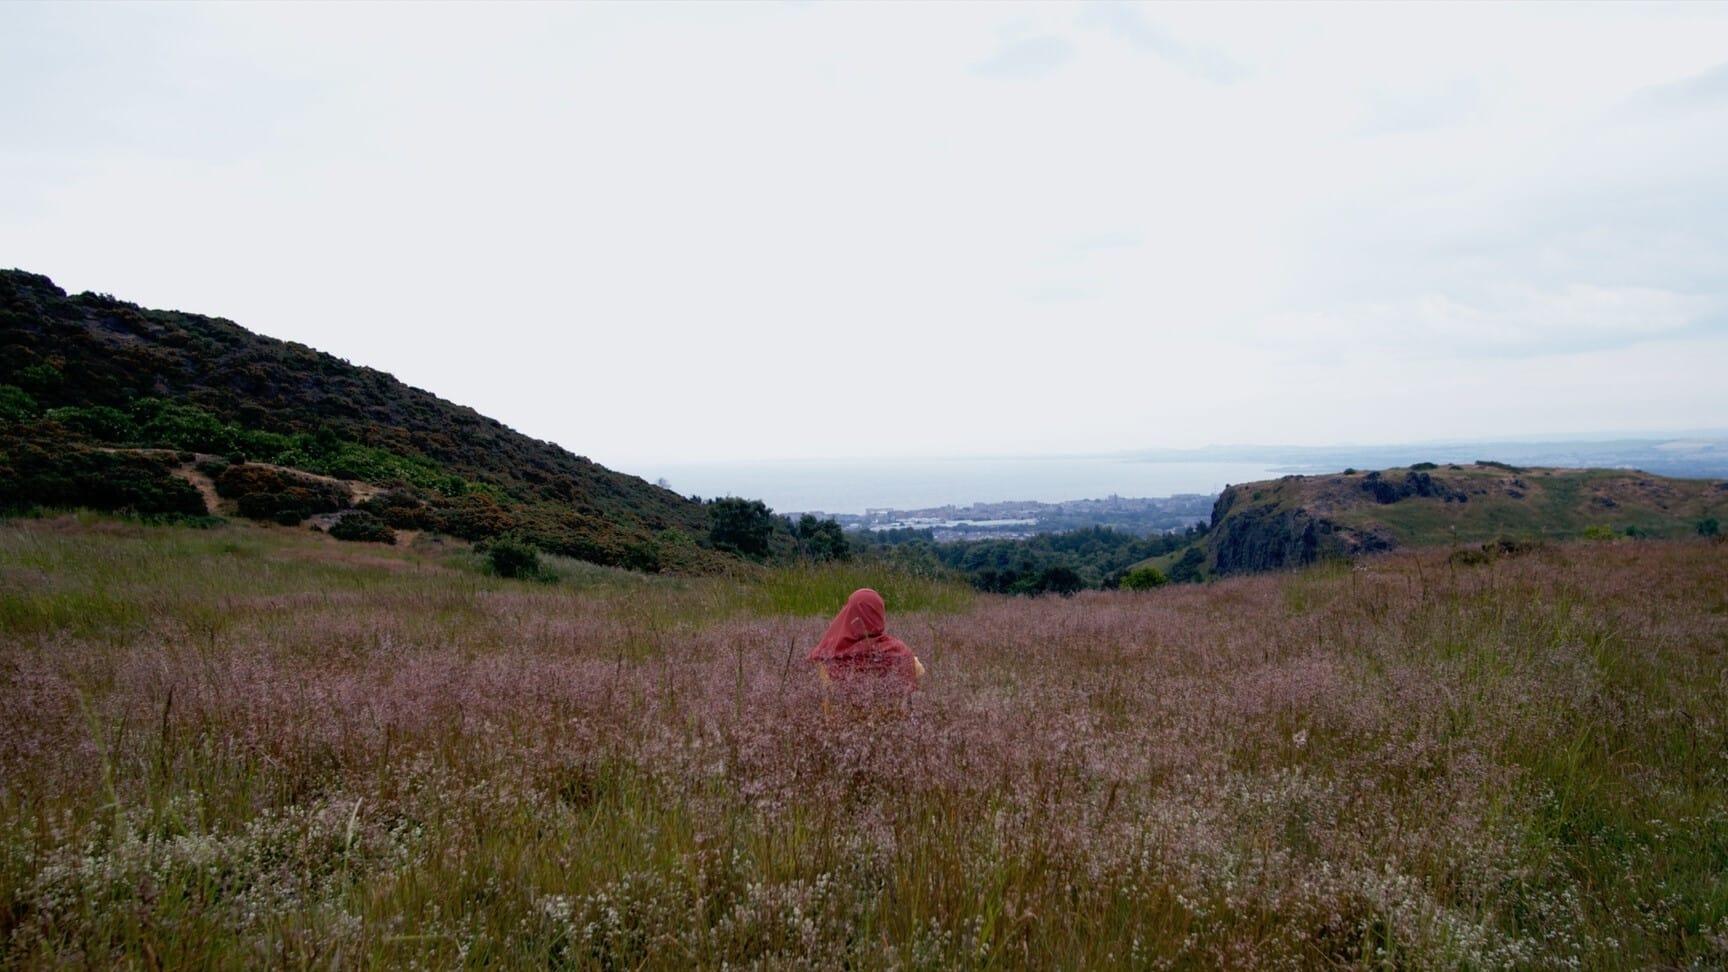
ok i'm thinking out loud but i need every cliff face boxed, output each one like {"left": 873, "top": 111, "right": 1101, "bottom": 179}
{"left": 1207, "top": 484, "right": 1390, "bottom": 575}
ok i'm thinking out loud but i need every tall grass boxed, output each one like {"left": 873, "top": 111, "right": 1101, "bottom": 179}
{"left": 739, "top": 558, "right": 974, "bottom": 617}
{"left": 2, "top": 515, "right": 1725, "bottom": 967}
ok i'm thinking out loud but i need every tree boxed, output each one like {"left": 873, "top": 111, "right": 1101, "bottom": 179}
{"left": 708, "top": 496, "right": 775, "bottom": 558}
{"left": 1699, "top": 517, "right": 1721, "bottom": 537}
{"left": 796, "top": 513, "right": 851, "bottom": 562}
{"left": 1035, "top": 565, "right": 1084, "bottom": 597}
{"left": 1121, "top": 565, "right": 1168, "bottom": 591}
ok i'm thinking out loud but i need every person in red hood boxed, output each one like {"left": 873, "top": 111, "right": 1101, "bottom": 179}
{"left": 806, "top": 588, "right": 926, "bottom": 708}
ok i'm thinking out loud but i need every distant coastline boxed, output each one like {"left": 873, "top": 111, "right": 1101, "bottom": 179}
{"left": 633, "top": 435, "right": 1728, "bottom": 516}
{"left": 630, "top": 457, "right": 1284, "bottom": 515}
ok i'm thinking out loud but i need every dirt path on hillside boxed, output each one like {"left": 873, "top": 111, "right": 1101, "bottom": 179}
{"left": 172, "top": 465, "right": 227, "bottom": 515}
{"left": 97, "top": 446, "right": 385, "bottom": 513}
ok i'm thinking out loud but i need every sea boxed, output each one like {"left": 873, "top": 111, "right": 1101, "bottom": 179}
{"left": 628, "top": 457, "right": 1286, "bottom": 515}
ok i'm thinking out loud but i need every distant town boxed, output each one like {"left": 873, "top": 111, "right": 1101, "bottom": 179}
{"left": 807, "top": 494, "right": 1215, "bottom": 541}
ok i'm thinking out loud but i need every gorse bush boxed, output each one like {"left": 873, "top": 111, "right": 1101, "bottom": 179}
{"left": 194, "top": 455, "right": 230, "bottom": 478}
{"left": 0, "top": 438, "right": 207, "bottom": 517}
{"left": 359, "top": 489, "right": 433, "bottom": 530}
{"left": 216, "top": 464, "right": 351, "bottom": 524}
{"left": 328, "top": 511, "right": 395, "bottom": 544}
{"left": 484, "top": 535, "right": 550, "bottom": 581}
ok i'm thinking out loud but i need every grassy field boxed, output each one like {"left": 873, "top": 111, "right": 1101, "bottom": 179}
{"left": 2, "top": 515, "right": 1726, "bottom": 968}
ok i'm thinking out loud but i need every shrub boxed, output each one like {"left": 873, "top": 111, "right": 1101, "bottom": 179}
{"left": 44, "top": 405, "right": 136, "bottom": 442}
{"left": 0, "top": 438, "right": 206, "bottom": 516}
{"left": 430, "top": 493, "right": 516, "bottom": 540}
{"left": 11, "top": 362, "right": 62, "bottom": 393}
{"left": 1582, "top": 524, "right": 1617, "bottom": 541}
{"left": 1447, "top": 548, "right": 1493, "bottom": 567}
{"left": 216, "top": 464, "right": 350, "bottom": 523}
{"left": 0, "top": 385, "right": 41, "bottom": 421}
{"left": 1410, "top": 461, "right": 1437, "bottom": 471}
{"left": 708, "top": 497, "right": 775, "bottom": 558}
{"left": 1121, "top": 565, "right": 1169, "bottom": 590}
{"left": 328, "top": 511, "right": 396, "bottom": 544}
{"left": 484, "top": 535, "right": 550, "bottom": 581}
{"left": 1698, "top": 518, "right": 1720, "bottom": 537}
{"left": 1486, "top": 536, "right": 1543, "bottom": 557}
{"left": 360, "top": 489, "right": 432, "bottom": 530}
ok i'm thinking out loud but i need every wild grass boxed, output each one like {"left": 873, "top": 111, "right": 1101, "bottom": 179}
{"left": 2, "top": 515, "right": 1726, "bottom": 968}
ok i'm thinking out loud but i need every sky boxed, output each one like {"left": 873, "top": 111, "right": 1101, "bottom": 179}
{"left": 4, "top": 1, "right": 1728, "bottom": 468}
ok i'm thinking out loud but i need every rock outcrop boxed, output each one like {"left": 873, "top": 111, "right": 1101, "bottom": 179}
{"left": 1207, "top": 481, "right": 1396, "bottom": 575}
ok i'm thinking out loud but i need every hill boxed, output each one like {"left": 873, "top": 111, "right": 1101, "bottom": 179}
{"left": 0, "top": 269, "right": 750, "bottom": 571}
{"left": 1144, "top": 462, "right": 1728, "bottom": 579}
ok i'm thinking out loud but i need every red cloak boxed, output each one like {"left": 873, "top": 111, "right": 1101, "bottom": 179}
{"left": 806, "top": 588, "right": 919, "bottom": 688}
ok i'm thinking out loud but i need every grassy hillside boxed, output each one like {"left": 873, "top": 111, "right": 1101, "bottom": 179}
{"left": 1157, "top": 462, "right": 1728, "bottom": 578}
{"left": 0, "top": 269, "right": 740, "bottom": 571}
{"left": 3, "top": 514, "right": 1725, "bottom": 966}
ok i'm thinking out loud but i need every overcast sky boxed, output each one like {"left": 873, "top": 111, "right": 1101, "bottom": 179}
{"left": 5, "top": 1, "right": 1727, "bottom": 466}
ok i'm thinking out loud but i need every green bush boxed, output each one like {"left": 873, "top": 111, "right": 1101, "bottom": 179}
{"left": 12, "top": 363, "right": 62, "bottom": 394}
{"left": 194, "top": 456, "right": 230, "bottom": 478}
{"left": 0, "top": 438, "right": 206, "bottom": 516}
{"left": 0, "top": 385, "right": 41, "bottom": 422}
{"left": 360, "top": 490, "right": 433, "bottom": 530}
{"left": 217, "top": 464, "right": 350, "bottom": 523}
{"left": 484, "top": 535, "right": 551, "bottom": 581}
{"left": 708, "top": 497, "right": 775, "bottom": 558}
{"left": 1698, "top": 518, "right": 1721, "bottom": 537}
{"left": 44, "top": 405, "right": 137, "bottom": 442}
{"left": 1121, "top": 565, "right": 1169, "bottom": 590}
{"left": 328, "top": 511, "right": 396, "bottom": 544}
